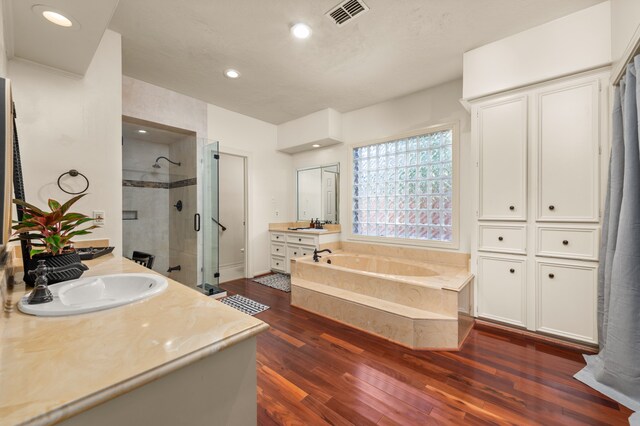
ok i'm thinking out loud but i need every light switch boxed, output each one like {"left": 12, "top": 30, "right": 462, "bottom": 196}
{"left": 93, "top": 210, "right": 105, "bottom": 226}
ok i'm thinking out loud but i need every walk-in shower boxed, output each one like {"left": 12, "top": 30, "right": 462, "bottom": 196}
{"left": 121, "top": 118, "right": 221, "bottom": 294}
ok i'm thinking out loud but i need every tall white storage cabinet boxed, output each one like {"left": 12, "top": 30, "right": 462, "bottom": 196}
{"left": 471, "top": 69, "right": 608, "bottom": 345}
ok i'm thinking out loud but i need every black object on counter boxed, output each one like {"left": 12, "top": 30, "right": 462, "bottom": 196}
{"left": 76, "top": 246, "right": 115, "bottom": 260}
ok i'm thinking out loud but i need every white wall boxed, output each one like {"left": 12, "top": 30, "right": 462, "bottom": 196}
{"left": 0, "top": 0, "right": 8, "bottom": 78}
{"left": 9, "top": 30, "right": 123, "bottom": 254}
{"left": 292, "top": 78, "right": 472, "bottom": 253}
{"left": 463, "top": 2, "right": 611, "bottom": 100}
{"left": 208, "top": 104, "right": 293, "bottom": 276}
{"left": 611, "top": 0, "right": 640, "bottom": 73}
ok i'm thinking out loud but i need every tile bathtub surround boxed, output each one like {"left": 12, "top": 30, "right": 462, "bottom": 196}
{"left": 0, "top": 255, "right": 268, "bottom": 426}
{"left": 290, "top": 245, "right": 474, "bottom": 349}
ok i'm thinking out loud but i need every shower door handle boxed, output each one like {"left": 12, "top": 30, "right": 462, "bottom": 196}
{"left": 194, "top": 213, "right": 201, "bottom": 232}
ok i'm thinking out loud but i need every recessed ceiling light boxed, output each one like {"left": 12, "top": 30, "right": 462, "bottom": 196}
{"left": 42, "top": 10, "right": 73, "bottom": 27}
{"left": 312, "top": 144, "right": 321, "bottom": 148}
{"left": 138, "top": 130, "right": 148, "bottom": 134}
{"left": 224, "top": 69, "right": 240, "bottom": 79}
{"left": 291, "top": 23, "right": 312, "bottom": 39}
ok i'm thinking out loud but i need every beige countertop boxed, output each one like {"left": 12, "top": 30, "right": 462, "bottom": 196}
{"left": 0, "top": 255, "right": 268, "bottom": 426}
{"left": 268, "top": 222, "right": 341, "bottom": 235}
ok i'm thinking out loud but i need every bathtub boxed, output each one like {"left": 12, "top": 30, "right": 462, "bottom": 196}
{"left": 290, "top": 246, "right": 474, "bottom": 350}
{"left": 320, "top": 253, "right": 438, "bottom": 278}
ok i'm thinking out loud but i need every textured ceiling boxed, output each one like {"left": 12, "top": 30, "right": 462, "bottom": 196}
{"left": 7, "top": 0, "right": 119, "bottom": 74}
{"left": 110, "top": 0, "right": 605, "bottom": 124}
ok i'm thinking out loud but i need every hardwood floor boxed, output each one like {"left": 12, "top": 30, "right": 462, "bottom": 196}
{"left": 221, "top": 278, "right": 632, "bottom": 425}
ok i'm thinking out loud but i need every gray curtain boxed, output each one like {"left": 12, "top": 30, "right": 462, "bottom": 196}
{"left": 575, "top": 57, "right": 640, "bottom": 425}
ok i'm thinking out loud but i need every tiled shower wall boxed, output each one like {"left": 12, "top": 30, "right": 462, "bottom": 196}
{"left": 122, "top": 138, "right": 170, "bottom": 275}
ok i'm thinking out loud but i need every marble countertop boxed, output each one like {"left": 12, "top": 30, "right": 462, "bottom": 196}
{"left": 0, "top": 255, "right": 268, "bottom": 426}
{"left": 268, "top": 222, "right": 341, "bottom": 235}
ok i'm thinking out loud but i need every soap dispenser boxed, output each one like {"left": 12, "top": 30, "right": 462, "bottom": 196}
{"left": 309, "top": 218, "right": 315, "bottom": 228}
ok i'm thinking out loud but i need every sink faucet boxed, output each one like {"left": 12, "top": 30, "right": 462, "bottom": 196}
{"left": 313, "top": 248, "right": 332, "bottom": 262}
{"left": 27, "top": 260, "right": 89, "bottom": 305}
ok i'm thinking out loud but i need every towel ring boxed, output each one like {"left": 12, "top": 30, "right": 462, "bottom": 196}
{"left": 57, "top": 169, "right": 90, "bottom": 195}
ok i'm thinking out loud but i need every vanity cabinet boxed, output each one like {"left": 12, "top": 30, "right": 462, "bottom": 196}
{"left": 472, "top": 69, "right": 607, "bottom": 345}
{"left": 269, "top": 230, "right": 339, "bottom": 274}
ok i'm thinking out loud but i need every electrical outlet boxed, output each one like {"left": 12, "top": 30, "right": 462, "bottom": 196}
{"left": 93, "top": 210, "right": 105, "bottom": 226}
{"left": 275, "top": 210, "right": 279, "bottom": 217}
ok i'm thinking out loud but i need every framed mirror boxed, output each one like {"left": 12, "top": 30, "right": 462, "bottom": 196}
{"left": 0, "top": 78, "right": 13, "bottom": 258}
{"left": 296, "top": 163, "right": 339, "bottom": 223}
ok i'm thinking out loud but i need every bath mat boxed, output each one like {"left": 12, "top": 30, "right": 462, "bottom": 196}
{"left": 252, "top": 273, "right": 291, "bottom": 292}
{"left": 219, "top": 295, "right": 269, "bottom": 316}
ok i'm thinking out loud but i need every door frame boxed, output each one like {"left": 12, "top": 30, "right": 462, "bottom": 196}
{"left": 217, "top": 147, "right": 251, "bottom": 279}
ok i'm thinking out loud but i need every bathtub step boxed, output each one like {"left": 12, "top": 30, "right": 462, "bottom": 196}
{"left": 292, "top": 278, "right": 456, "bottom": 321}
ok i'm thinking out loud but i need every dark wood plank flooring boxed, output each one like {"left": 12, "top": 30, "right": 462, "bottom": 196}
{"left": 221, "top": 278, "right": 632, "bottom": 425}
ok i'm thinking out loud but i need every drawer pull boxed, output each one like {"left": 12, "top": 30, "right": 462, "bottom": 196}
{"left": 276, "top": 248, "right": 279, "bottom": 251}
{"left": 276, "top": 236, "right": 280, "bottom": 239}
{"left": 562, "top": 240, "right": 569, "bottom": 245}
{"left": 549, "top": 205, "right": 555, "bottom": 211}
{"left": 509, "top": 268, "right": 515, "bottom": 274}
{"left": 298, "top": 238, "right": 302, "bottom": 242}
{"left": 509, "top": 205, "right": 515, "bottom": 211}
{"left": 548, "top": 273, "right": 555, "bottom": 279}
{"left": 294, "top": 252, "right": 298, "bottom": 255}
{"left": 498, "top": 236, "right": 504, "bottom": 241}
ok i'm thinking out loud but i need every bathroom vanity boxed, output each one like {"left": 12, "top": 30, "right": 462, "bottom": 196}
{"left": 268, "top": 223, "right": 341, "bottom": 274}
{"left": 0, "top": 255, "right": 268, "bottom": 426}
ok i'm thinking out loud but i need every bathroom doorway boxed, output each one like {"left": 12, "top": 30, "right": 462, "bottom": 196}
{"left": 218, "top": 152, "right": 247, "bottom": 282}
{"left": 121, "top": 117, "right": 199, "bottom": 287}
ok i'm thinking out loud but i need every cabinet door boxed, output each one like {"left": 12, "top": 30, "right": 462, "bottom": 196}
{"left": 478, "top": 256, "right": 527, "bottom": 327}
{"left": 536, "top": 79, "right": 599, "bottom": 222}
{"left": 536, "top": 260, "right": 597, "bottom": 343}
{"left": 477, "top": 95, "right": 528, "bottom": 221}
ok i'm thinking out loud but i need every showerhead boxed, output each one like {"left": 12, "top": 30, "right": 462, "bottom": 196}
{"left": 153, "top": 156, "right": 181, "bottom": 168}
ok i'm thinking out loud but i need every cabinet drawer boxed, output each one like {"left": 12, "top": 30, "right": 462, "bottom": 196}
{"left": 477, "top": 255, "right": 526, "bottom": 327}
{"left": 478, "top": 224, "right": 526, "bottom": 254}
{"left": 286, "top": 233, "right": 317, "bottom": 246}
{"left": 536, "top": 260, "right": 597, "bottom": 343}
{"left": 536, "top": 226, "right": 598, "bottom": 261}
{"left": 287, "top": 245, "right": 313, "bottom": 260}
{"left": 271, "top": 232, "right": 285, "bottom": 243}
{"left": 270, "top": 255, "right": 286, "bottom": 272}
{"left": 271, "top": 243, "right": 285, "bottom": 256}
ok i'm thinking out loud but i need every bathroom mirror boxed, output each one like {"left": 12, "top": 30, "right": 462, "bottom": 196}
{"left": 296, "top": 163, "right": 339, "bottom": 223}
{"left": 0, "top": 78, "right": 13, "bottom": 257}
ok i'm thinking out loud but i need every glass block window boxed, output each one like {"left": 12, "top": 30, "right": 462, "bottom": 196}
{"left": 352, "top": 128, "right": 454, "bottom": 242}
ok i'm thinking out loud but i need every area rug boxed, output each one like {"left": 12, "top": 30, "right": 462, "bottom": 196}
{"left": 219, "top": 295, "right": 269, "bottom": 316}
{"left": 252, "top": 273, "right": 291, "bottom": 292}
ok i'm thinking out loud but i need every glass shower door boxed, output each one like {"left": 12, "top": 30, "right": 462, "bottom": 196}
{"left": 201, "top": 141, "right": 222, "bottom": 295}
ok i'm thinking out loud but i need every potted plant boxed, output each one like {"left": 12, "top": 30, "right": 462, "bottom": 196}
{"left": 11, "top": 194, "right": 98, "bottom": 285}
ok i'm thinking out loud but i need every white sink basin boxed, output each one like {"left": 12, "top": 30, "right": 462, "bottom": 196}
{"left": 18, "top": 273, "right": 168, "bottom": 317}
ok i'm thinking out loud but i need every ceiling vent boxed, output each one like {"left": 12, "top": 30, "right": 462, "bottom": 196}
{"left": 326, "top": 0, "right": 369, "bottom": 27}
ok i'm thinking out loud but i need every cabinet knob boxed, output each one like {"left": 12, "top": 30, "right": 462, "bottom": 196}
{"left": 498, "top": 236, "right": 504, "bottom": 241}
{"left": 549, "top": 205, "right": 555, "bottom": 211}
{"left": 562, "top": 240, "right": 569, "bottom": 246}
{"left": 509, "top": 205, "right": 515, "bottom": 211}
{"left": 509, "top": 268, "right": 515, "bottom": 274}
{"left": 294, "top": 252, "right": 297, "bottom": 255}
{"left": 276, "top": 248, "right": 279, "bottom": 251}
{"left": 298, "top": 238, "right": 302, "bottom": 242}
{"left": 548, "top": 273, "right": 555, "bottom": 279}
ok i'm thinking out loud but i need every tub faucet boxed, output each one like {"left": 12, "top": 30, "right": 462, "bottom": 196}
{"left": 313, "top": 249, "right": 332, "bottom": 262}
